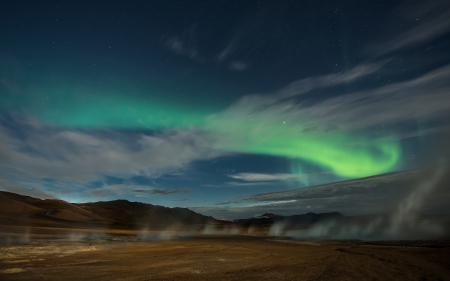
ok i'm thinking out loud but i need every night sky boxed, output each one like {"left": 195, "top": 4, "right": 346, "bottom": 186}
{"left": 1, "top": 0, "right": 450, "bottom": 219}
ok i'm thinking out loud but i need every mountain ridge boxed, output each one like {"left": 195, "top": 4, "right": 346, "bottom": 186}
{"left": 0, "top": 191, "right": 215, "bottom": 228}
{"left": 233, "top": 211, "right": 346, "bottom": 226}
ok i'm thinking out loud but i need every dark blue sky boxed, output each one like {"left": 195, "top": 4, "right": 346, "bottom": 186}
{"left": 1, "top": 0, "right": 449, "bottom": 219}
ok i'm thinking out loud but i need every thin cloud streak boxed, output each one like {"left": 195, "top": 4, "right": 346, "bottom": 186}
{"left": 90, "top": 184, "right": 192, "bottom": 198}
{"left": 228, "top": 61, "right": 248, "bottom": 71}
{"left": 278, "top": 61, "right": 388, "bottom": 98}
{"left": 163, "top": 25, "right": 202, "bottom": 62}
{"left": 372, "top": 0, "right": 450, "bottom": 55}
{"left": 165, "top": 37, "right": 199, "bottom": 59}
{"left": 203, "top": 181, "right": 272, "bottom": 187}
{"left": 194, "top": 167, "right": 450, "bottom": 219}
{"left": 228, "top": 173, "right": 299, "bottom": 182}
{"left": 210, "top": 63, "right": 450, "bottom": 140}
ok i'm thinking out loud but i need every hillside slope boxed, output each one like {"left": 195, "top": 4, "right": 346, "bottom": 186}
{"left": 0, "top": 191, "right": 215, "bottom": 228}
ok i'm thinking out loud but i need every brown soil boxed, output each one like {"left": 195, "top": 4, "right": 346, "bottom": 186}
{"left": 1, "top": 227, "right": 449, "bottom": 281}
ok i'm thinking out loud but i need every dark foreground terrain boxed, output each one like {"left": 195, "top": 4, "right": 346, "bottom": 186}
{"left": 1, "top": 191, "right": 450, "bottom": 280}
{"left": 1, "top": 227, "right": 450, "bottom": 281}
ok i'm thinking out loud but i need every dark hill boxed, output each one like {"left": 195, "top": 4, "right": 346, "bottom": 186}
{"left": 234, "top": 212, "right": 345, "bottom": 226}
{"left": 77, "top": 200, "right": 214, "bottom": 226}
{"left": 0, "top": 191, "right": 215, "bottom": 228}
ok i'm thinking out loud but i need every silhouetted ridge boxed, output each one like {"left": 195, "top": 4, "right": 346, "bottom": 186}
{"left": 0, "top": 191, "right": 215, "bottom": 227}
{"left": 234, "top": 211, "right": 346, "bottom": 225}
{"left": 261, "top": 213, "right": 281, "bottom": 218}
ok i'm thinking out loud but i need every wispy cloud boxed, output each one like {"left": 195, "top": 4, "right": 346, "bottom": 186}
{"left": 164, "top": 36, "right": 199, "bottom": 59}
{"left": 146, "top": 188, "right": 192, "bottom": 195}
{"left": 216, "top": 35, "right": 249, "bottom": 71}
{"left": 217, "top": 40, "right": 238, "bottom": 62}
{"left": 90, "top": 184, "right": 192, "bottom": 198}
{"left": 372, "top": 0, "right": 450, "bottom": 55}
{"left": 247, "top": 199, "right": 297, "bottom": 207}
{"left": 224, "top": 182, "right": 270, "bottom": 187}
{"left": 0, "top": 120, "right": 222, "bottom": 197}
{"left": 291, "top": 64, "right": 450, "bottom": 132}
{"left": 228, "top": 61, "right": 248, "bottom": 71}
{"left": 163, "top": 27, "right": 249, "bottom": 71}
{"left": 171, "top": 198, "right": 191, "bottom": 202}
{"left": 214, "top": 15, "right": 258, "bottom": 70}
{"left": 277, "top": 61, "right": 388, "bottom": 98}
{"left": 163, "top": 25, "right": 202, "bottom": 61}
{"left": 209, "top": 63, "right": 450, "bottom": 140}
{"left": 237, "top": 168, "right": 450, "bottom": 215}
{"left": 194, "top": 167, "right": 450, "bottom": 218}
{"left": 228, "top": 173, "right": 299, "bottom": 182}
{"left": 214, "top": 5, "right": 275, "bottom": 70}
{"left": 203, "top": 181, "right": 271, "bottom": 187}
{"left": 0, "top": 173, "right": 56, "bottom": 199}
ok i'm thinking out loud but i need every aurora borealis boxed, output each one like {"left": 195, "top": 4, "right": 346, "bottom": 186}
{"left": 1, "top": 82, "right": 401, "bottom": 178}
{"left": 1, "top": 0, "right": 450, "bottom": 218}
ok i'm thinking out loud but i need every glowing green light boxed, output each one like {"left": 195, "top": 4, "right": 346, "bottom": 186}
{"left": 207, "top": 111, "right": 400, "bottom": 178}
{"left": 1, "top": 88, "right": 401, "bottom": 178}
{"left": 29, "top": 90, "right": 213, "bottom": 129}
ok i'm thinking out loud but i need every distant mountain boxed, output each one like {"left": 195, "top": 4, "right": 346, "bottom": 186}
{"left": 261, "top": 213, "right": 281, "bottom": 218}
{"left": 0, "top": 191, "right": 216, "bottom": 228}
{"left": 234, "top": 212, "right": 345, "bottom": 226}
{"left": 77, "top": 200, "right": 215, "bottom": 226}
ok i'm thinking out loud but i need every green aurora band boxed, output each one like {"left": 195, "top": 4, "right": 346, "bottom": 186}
{"left": 1, "top": 90, "right": 400, "bottom": 178}
{"left": 206, "top": 108, "right": 400, "bottom": 178}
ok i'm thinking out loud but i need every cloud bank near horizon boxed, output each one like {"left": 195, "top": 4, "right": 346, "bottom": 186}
{"left": 191, "top": 167, "right": 450, "bottom": 219}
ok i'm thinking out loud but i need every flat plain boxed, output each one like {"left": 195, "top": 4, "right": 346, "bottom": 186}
{"left": 1, "top": 227, "right": 450, "bottom": 281}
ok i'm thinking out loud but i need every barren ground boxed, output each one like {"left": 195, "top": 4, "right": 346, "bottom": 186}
{"left": 1, "top": 226, "right": 450, "bottom": 280}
